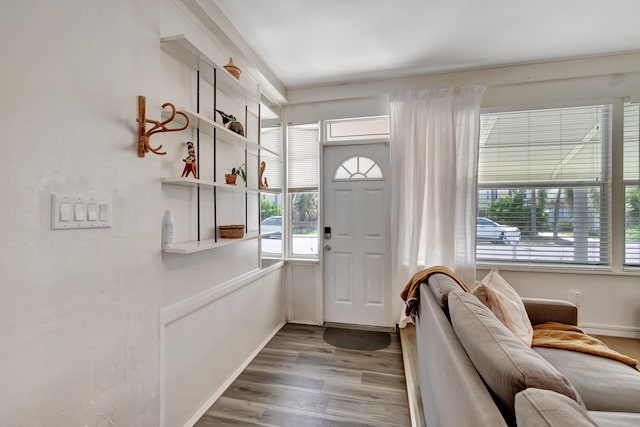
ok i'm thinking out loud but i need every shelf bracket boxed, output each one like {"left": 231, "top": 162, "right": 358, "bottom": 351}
{"left": 137, "top": 95, "right": 189, "bottom": 157}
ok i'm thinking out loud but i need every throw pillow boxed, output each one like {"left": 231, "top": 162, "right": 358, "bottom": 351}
{"left": 473, "top": 267, "right": 533, "bottom": 345}
{"left": 449, "top": 291, "right": 584, "bottom": 423}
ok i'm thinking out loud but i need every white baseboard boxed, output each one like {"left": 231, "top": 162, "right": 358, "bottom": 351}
{"left": 580, "top": 323, "right": 640, "bottom": 339}
{"left": 287, "top": 320, "right": 323, "bottom": 326}
{"left": 182, "top": 320, "right": 286, "bottom": 427}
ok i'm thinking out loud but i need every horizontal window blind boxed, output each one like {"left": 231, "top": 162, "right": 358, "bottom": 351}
{"left": 287, "top": 123, "right": 319, "bottom": 191}
{"left": 261, "top": 126, "right": 282, "bottom": 189}
{"left": 477, "top": 105, "right": 611, "bottom": 265}
{"left": 623, "top": 102, "right": 640, "bottom": 266}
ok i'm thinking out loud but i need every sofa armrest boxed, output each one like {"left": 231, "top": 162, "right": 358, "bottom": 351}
{"left": 522, "top": 298, "right": 578, "bottom": 326}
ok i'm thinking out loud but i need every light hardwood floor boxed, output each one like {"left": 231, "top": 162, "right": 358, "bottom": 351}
{"left": 195, "top": 324, "right": 410, "bottom": 427}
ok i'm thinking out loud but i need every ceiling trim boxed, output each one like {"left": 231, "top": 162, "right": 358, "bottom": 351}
{"left": 179, "top": 0, "right": 288, "bottom": 105}
{"left": 286, "top": 51, "right": 640, "bottom": 105}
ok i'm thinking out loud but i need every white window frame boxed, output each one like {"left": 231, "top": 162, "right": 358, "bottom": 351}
{"left": 476, "top": 102, "right": 616, "bottom": 271}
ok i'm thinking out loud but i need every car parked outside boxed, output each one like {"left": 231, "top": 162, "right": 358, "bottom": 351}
{"left": 261, "top": 215, "right": 282, "bottom": 239}
{"left": 477, "top": 217, "right": 521, "bottom": 245}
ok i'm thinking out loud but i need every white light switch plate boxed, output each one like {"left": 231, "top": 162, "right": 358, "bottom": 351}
{"left": 51, "top": 194, "right": 112, "bottom": 230}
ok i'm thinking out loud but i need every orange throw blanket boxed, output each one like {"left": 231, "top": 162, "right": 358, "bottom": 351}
{"left": 533, "top": 322, "right": 638, "bottom": 368}
{"left": 400, "top": 265, "right": 472, "bottom": 317}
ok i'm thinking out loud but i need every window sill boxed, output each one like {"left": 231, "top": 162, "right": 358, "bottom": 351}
{"left": 285, "top": 257, "right": 320, "bottom": 264}
{"left": 477, "top": 261, "right": 640, "bottom": 277}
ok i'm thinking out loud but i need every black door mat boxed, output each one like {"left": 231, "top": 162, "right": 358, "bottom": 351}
{"left": 323, "top": 327, "right": 391, "bottom": 351}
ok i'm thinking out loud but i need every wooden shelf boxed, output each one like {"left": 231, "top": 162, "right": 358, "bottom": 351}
{"left": 160, "top": 34, "right": 259, "bottom": 103}
{"left": 162, "top": 232, "right": 260, "bottom": 254}
{"left": 161, "top": 177, "right": 259, "bottom": 194}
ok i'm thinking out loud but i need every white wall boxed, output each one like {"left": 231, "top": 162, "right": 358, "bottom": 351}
{"left": 1, "top": 2, "right": 286, "bottom": 426}
{"left": 284, "top": 54, "right": 640, "bottom": 337}
{"left": 1, "top": 1, "right": 162, "bottom": 425}
{"left": 158, "top": 1, "right": 286, "bottom": 426}
{"left": 477, "top": 268, "right": 640, "bottom": 338}
{"left": 163, "top": 267, "right": 283, "bottom": 427}
{"left": 285, "top": 261, "right": 323, "bottom": 325}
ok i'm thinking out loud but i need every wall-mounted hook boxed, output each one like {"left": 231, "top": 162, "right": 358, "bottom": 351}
{"left": 137, "top": 95, "right": 189, "bottom": 157}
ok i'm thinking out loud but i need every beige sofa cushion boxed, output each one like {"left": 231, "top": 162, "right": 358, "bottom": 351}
{"left": 449, "top": 291, "right": 583, "bottom": 421}
{"left": 515, "top": 388, "right": 597, "bottom": 427}
{"left": 535, "top": 347, "right": 640, "bottom": 413}
{"left": 428, "top": 272, "right": 463, "bottom": 311}
{"left": 473, "top": 267, "right": 533, "bottom": 345}
{"left": 589, "top": 411, "right": 640, "bottom": 426}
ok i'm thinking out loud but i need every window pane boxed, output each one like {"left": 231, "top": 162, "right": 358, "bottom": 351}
{"left": 623, "top": 103, "right": 639, "bottom": 182}
{"left": 290, "top": 192, "right": 319, "bottom": 256}
{"left": 624, "top": 102, "right": 640, "bottom": 265}
{"left": 288, "top": 123, "right": 319, "bottom": 190}
{"left": 326, "top": 116, "right": 390, "bottom": 141}
{"left": 477, "top": 104, "right": 611, "bottom": 266}
{"left": 333, "top": 156, "right": 384, "bottom": 180}
{"left": 625, "top": 185, "right": 640, "bottom": 265}
{"left": 477, "top": 186, "right": 607, "bottom": 264}
{"left": 479, "top": 106, "right": 609, "bottom": 185}
{"left": 260, "top": 194, "right": 282, "bottom": 256}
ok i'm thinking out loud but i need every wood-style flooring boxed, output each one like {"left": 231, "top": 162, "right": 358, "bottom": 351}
{"left": 195, "top": 324, "right": 410, "bottom": 427}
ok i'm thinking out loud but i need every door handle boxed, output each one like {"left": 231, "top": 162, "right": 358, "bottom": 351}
{"left": 324, "top": 244, "right": 331, "bottom": 251}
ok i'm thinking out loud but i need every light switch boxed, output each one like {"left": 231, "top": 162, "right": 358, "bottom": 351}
{"left": 51, "top": 194, "right": 112, "bottom": 230}
{"left": 87, "top": 203, "right": 98, "bottom": 221}
{"left": 99, "top": 204, "right": 109, "bottom": 221}
{"left": 74, "top": 203, "right": 85, "bottom": 221}
{"left": 60, "top": 202, "right": 72, "bottom": 222}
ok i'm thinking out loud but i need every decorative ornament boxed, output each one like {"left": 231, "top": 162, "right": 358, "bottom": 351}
{"left": 181, "top": 141, "right": 197, "bottom": 178}
{"left": 259, "top": 161, "right": 268, "bottom": 190}
{"left": 223, "top": 57, "right": 241, "bottom": 80}
{"left": 216, "top": 109, "right": 245, "bottom": 137}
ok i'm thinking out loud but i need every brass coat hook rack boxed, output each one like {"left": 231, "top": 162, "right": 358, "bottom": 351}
{"left": 137, "top": 95, "right": 189, "bottom": 157}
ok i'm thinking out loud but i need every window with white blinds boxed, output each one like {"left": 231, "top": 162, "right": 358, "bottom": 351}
{"left": 287, "top": 123, "right": 320, "bottom": 257}
{"left": 477, "top": 105, "right": 611, "bottom": 265}
{"left": 261, "top": 126, "right": 282, "bottom": 189}
{"left": 288, "top": 123, "right": 320, "bottom": 190}
{"left": 624, "top": 102, "right": 640, "bottom": 266}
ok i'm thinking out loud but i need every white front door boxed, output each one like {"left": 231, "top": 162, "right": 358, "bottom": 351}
{"left": 323, "top": 143, "right": 391, "bottom": 327}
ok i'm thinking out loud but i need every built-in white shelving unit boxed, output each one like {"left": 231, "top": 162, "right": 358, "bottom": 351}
{"left": 160, "top": 34, "right": 282, "bottom": 259}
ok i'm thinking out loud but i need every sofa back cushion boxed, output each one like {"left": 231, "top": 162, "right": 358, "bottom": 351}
{"left": 515, "top": 388, "right": 597, "bottom": 427}
{"left": 449, "top": 291, "right": 583, "bottom": 422}
{"left": 417, "top": 284, "right": 509, "bottom": 427}
{"left": 427, "top": 272, "right": 464, "bottom": 311}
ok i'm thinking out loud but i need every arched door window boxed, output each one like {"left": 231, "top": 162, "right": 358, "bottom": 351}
{"left": 334, "top": 156, "right": 383, "bottom": 180}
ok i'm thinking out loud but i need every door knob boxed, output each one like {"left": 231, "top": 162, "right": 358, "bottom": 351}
{"left": 324, "top": 244, "right": 331, "bottom": 251}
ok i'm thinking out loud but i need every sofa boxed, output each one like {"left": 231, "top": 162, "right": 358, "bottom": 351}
{"left": 415, "top": 272, "right": 640, "bottom": 426}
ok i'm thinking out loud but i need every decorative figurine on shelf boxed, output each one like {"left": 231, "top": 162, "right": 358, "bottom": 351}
{"left": 259, "top": 161, "right": 268, "bottom": 190}
{"left": 181, "top": 141, "right": 197, "bottom": 178}
{"left": 223, "top": 57, "right": 241, "bottom": 80}
{"left": 216, "top": 109, "right": 245, "bottom": 137}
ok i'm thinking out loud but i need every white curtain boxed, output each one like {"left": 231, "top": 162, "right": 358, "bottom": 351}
{"left": 389, "top": 85, "right": 485, "bottom": 326}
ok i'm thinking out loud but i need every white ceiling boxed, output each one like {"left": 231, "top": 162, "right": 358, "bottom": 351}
{"left": 212, "top": 0, "right": 640, "bottom": 89}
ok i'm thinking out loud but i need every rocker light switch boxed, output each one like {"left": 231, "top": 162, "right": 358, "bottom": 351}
{"left": 74, "top": 203, "right": 85, "bottom": 221}
{"left": 51, "top": 194, "right": 112, "bottom": 230}
{"left": 60, "top": 203, "right": 72, "bottom": 222}
{"left": 87, "top": 203, "right": 98, "bottom": 221}
{"left": 99, "top": 204, "right": 109, "bottom": 222}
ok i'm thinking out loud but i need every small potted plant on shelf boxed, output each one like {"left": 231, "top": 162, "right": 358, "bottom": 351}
{"left": 225, "top": 163, "right": 246, "bottom": 185}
